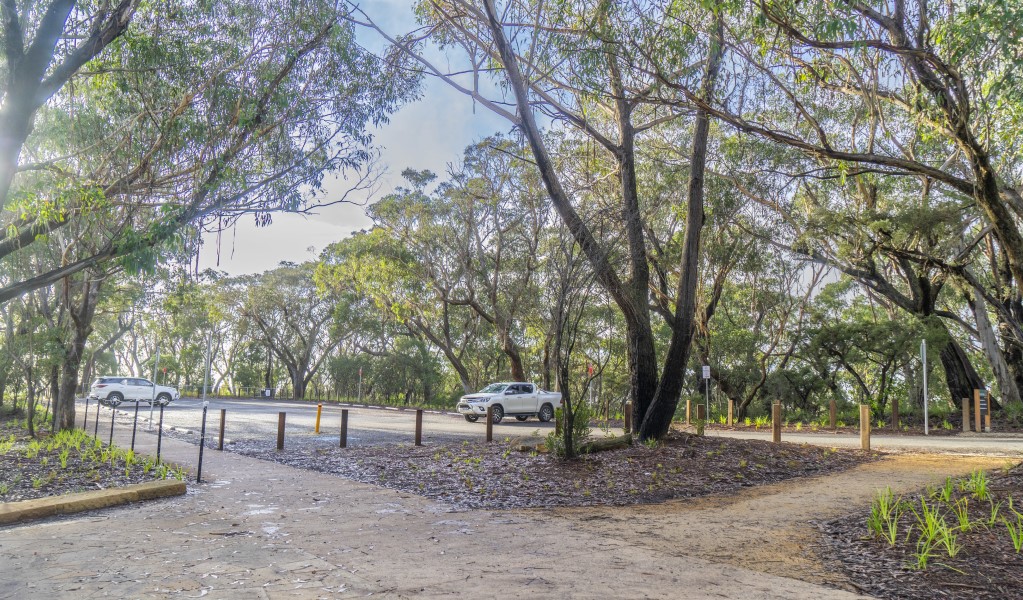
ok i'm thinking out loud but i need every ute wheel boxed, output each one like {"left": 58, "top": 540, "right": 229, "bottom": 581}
{"left": 156, "top": 392, "right": 172, "bottom": 406}
{"left": 538, "top": 403, "right": 554, "bottom": 423}
{"left": 464, "top": 414, "right": 479, "bottom": 423}
{"left": 515, "top": 415, "right": 529, "bottom": 422}
{"left": 106, "top": 392, "right": 123, "bottom": 407}
{"left": 490, "top": 404, "right": 504, "bottom": 424}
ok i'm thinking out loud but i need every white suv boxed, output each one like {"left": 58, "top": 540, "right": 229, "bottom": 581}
{"left": 88, "top": 377, "right": 180, "bottom": 407}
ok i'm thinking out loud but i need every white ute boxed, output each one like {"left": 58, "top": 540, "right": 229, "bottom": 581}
{"left": 457, "top": 382, "right": 562, "bottom": 424}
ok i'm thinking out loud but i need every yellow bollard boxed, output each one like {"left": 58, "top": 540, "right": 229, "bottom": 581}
{"left": 315, "top": 403, "right": 323, "bottom": 434}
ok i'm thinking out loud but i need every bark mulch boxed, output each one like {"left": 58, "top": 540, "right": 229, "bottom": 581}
{"left": 231, "top": 429, "right": 876, "bottom": 510}
{"left": 0, "top": 416, "right": 182, "bottom": 504}
{"left": 818, "top": 462, "right": 1023, "bottom": 600}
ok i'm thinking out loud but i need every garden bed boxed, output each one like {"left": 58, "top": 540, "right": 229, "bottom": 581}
{"left": 819, "top": 463, "right": 1023, "bottom": 599}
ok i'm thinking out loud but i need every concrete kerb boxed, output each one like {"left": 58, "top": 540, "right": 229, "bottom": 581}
{"left": 0, "top": 479, "right": 186, "bottom": 526}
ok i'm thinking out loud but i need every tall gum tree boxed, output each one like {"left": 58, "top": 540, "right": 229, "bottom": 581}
{"left": 0, "top": 0, "right": 413, "bottom": 304}
{"left": 360, "top": 0, "right": 726, "bottom": 439}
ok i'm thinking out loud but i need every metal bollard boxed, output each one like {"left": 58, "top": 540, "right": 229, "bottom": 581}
{"left": 156, "top": 404, "right": 165, "bottom": 464}
{"left": 131, "top": 401, "right": 141, "bottom": 451}
{"left": 415, "top": 409, "right": 423, "bottom": 446}
{"left": 108, "top": 407, "right": 116, "bottom": 447}
{"left": 340, "top": 409, "right": 348, "bottom": 448}
{"left": 94, "top": 404, "right": 101, "bottom": 437}
{"left": 315, "top": 404, "right": 323, "bottom": 434}
{"left": 83, "top": 398, "right": 90, "bottom": 432}
{"left": 197, "top": 402, "right": 209, "bottom": 483}
{"left": 277, "top": 412, "right": 286, "bottom": 450}
{"left": 218, "top": 408, "right": 226, "bottom": 451}
{"left": 486, "top": 406, "right": 493, "bottom": 443}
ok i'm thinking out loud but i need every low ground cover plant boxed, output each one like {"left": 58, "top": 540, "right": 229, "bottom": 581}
{"left": 0, "top": 407, "right": 183, "bottom": 503}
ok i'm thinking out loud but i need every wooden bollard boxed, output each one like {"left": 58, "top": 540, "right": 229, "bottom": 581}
{"left": 695, "top": 404, "right": 705, "bottom": 435}
{"left": 974, "top": 389, "right": 982, "bottom": 433}
{"left": 727, "top": 399, "right": 733, "bottom": 426}
{"left": 276, "top": 411, "right": 286, "bottom": 450}
{"left": 962, "top": 398, "right": 970, "bottom": 433}
{"left": 829, "top": 400, "right": 837, "bottom": 430}
{"left": 415, "top": 409, "right": 423, "bottom": 446}
{"left": 859, "top": 404, "right": 870, "bottom": 451}
{"left": 772, "top": 402, "right": 782, "bottom": 443}
{"left": 686, "top": 398, "right": 692, "bottom": 425}
{"left": 339, "top": 409, "right": 348, "bottom": 448}
{"left": 218, "top": 408, "right": 226, "bottom": 451}
{"left": 985, "top": 390, "right": 992, "bottom": 433}
{"left": 486, "top": 406, "right": 493, "bottom": 443}
{"left": 624, "top": 401, "right": 633, "bottom": 434}
{"left": 891, "top": 399, "right": 899, "bottom": 431}
{"left": 315, "top": 403, "right": 323, "bottom": 434}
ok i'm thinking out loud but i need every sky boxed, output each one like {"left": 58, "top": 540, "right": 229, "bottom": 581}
{"left": 196, "top": 3, "right": 507, "bottom": 275}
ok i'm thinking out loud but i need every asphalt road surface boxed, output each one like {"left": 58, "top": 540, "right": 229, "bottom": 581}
{"left": 76, "top": 396, "right": 1023, "bottom": 457}
{"left": 76, "top": 396, "right": 558, "bottom": 449}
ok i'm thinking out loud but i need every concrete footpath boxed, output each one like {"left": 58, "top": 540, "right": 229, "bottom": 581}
{"left": 0, "top": 411, "right": 866, "bottom": 599}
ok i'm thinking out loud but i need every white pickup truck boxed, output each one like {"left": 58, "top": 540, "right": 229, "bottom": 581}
{"left": 456, "top": 382, "right": 562, "bottom": 424}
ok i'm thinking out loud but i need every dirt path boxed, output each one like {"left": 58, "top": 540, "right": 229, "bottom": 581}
{"left": 549, "top": 454, "right": 1013, "bottom": 592}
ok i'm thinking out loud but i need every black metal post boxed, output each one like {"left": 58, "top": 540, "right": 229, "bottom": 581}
{"left": 130, "top": 401, "right": 140, "bottom": 451}
{"left": 94, "top": 404, "right": 101, "bottom": 437}
{"left": 83, "top": 398, "right": 90, "bottom": 432}
{"left": 197, "top": 403, "right": 209, "bottom": 483}
{"left": 108, "top": 406, "right": 116, "bottom": 446}
{"left": 156, "top": 404, "right": 165, "bottom": 463}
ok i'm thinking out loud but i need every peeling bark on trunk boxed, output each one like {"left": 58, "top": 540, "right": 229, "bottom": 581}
{"left": 970, "top": 290, "right": 1022, "bottom": 406}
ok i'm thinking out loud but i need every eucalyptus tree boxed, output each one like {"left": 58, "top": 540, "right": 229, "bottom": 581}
{"left": 641, "top": 1, "right": 1023, "bottom": 402}
{"left": 0, "top": 0, "right": 412, "bottom": 304}
{"left": 804, "top": 281, "right": 924, "bottom": 418}
{"left": 318, "top": 221, "right": 488, "bottom": 393}
{"left": 651, "top": 0, "right": 1023, "bottom": 284}
{"left": 360, "top": 0, "right": 727, "bottom": 439}
{"left": 240, "top": 262, "right": 346, "bottom": 400}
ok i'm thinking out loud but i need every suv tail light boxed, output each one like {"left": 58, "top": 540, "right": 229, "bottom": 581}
{"left": 94, "top": 384, "right": 107, "bottom": 388}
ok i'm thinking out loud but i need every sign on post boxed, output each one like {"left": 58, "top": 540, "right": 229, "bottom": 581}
{"left": 702, "top": 365, "right": 711, "bottom": 379}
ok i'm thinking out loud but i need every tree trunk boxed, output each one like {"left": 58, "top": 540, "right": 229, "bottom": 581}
{"left": 56, "top": 276, "right": 101, "bottom": 431}
{"left": 970, "top": 290, "right": 1022, "bottom": 406}
{"left": 26, "top": 364, "right": 36, "bottom": 437}
{"left": 937, "top": 333, "right": 984, "bottom": 410}
{"left": 638, "top": 14, "right": 724, "bottom": 440}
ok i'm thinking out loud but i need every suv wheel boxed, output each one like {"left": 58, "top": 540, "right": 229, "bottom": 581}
{"left": 106, "top": 392, "right": 124, "bottom": 407}
{"left": 538, "top": 403, "right": 554, "bottom": 422}
{"left": 156, "top": 392, "right": 171, "bottom": 406}
{"left": 464, "top": 414, "right": 479, "bottom": 423}
{"left": 490, "top": 404, "right": 504, "bottom": 424}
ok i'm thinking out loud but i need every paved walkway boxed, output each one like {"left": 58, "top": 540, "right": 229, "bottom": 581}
{"left": 0, "top": 413, "right": 869, "bottom": 599}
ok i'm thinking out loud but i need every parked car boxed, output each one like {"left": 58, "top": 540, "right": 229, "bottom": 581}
{"left": 88, "top": 377, "right": 180, "bottom": 407}
{"left": 456, "top": 382, "right": 562, "bottom": 423}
